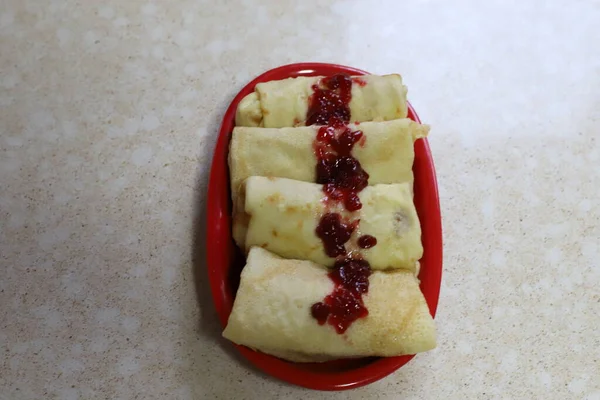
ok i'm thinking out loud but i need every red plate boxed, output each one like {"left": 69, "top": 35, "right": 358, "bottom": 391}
{"left": 206, "top": 63, "right": 443, "bottom": 391}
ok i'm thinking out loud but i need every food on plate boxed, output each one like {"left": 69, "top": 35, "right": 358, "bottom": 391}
{"left": 233, "top": 177, "right": 422, "bottom": 271}
{"left": 222, "top": 247, "right": 436, "bottom": 362}
{"left": 235, "top": 74, "right": 408, "bottom": 128}
{"left": 228, "top": 119, "right": 429, "bottom": 204}
{"left": 222, "top": 71, "right": 435, "bottom": 362}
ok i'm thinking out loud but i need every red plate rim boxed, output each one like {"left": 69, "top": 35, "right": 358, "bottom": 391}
{"left": 206, "top": 62, "right": 443, "bottom": 391}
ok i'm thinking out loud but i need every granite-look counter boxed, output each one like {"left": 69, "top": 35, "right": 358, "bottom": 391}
{"left": 1, "top": 1, "right": 598, "bottom": 398}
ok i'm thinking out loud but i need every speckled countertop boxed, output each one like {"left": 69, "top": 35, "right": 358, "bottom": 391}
{"left": 1, "top": 1, "right": 599, "bottom": 399}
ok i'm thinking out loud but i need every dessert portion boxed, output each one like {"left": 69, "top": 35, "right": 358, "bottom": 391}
{"left": 223, "top": 247, "right": 436, "bottom": 363}
{"left": 223, "top": 72, "right": 436, "bottom": 362}
{"left": 233, "top": 177, "right": 422, "bottom": 271}
{"left": 229, "top": 119, "right": 429, "bottom": 204}
{"left": 235, "top": 74, "right": 408, "bottom": 128}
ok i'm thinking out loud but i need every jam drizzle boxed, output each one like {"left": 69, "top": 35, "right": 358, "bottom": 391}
{"left": 314, "top": 126, "right": 369, "bottom": 212}
{"left": 310, "top": 259, "right": 372, "bottom": 334}
{"left": 306, "top": 74, "right": 353, "bottom": 126}
{"left": 309, "top": 74, "right": 378, "bottom": 333}
{"left": 315, "top": 213, "right": 357, "bottom": 258}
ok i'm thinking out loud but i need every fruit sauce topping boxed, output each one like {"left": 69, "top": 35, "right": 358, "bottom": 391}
{"left": 308, "top": 74, "right": 379, "bottom": 333}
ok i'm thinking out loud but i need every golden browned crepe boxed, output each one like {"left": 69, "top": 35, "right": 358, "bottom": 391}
{"left": 233, "top": 177, "right": 422, "bottom": 271}
{"left": 235, "top": 74, "right": 408, "bottom": 128}
{"left": 224, "top": 72, "right": 436, "bottom": 364}
{"left": 229, "top": 119, "right": 429, "bottom": 204}
{"left": 222, "top": 247, "right": 437, "bottom": 362}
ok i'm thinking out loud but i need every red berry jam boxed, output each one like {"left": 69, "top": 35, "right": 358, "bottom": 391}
{"left": 314, "top": 126, "right": 369, "bottom": 212}
{"left": 330, "top": 258, "right": 371, "bottom": 295}
{"left": 307, "top": 74, "right": 376, "bottom": 334}
{"left": 306, "top": 74, "right": 353, "bottom": 126}
{"left": 323, "top": 287, "right": 368, "bottom": 334}
{"left": 315, "top": 213, "right": 356, "bottom": 258}
{"left": 314, "top": 125, "right": 363, "bottom": 158}
{"left": 357, "top": 235, "right": 377, "bottom": 249}
{"left": 310, "top": 258, "right": 372, "bottom": 333}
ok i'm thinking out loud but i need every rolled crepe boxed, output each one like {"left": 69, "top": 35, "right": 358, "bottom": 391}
{"left": 229, "top": 119, "right": 429, "bottom": 203}
{"left": 233, "top": 177, "right": 422, "bottom": 271}
{"left": 235, "top": 74, "right": 408, "bottom": 128}
{"left": 222, "top": 247, "right": 436, "bottom": 362}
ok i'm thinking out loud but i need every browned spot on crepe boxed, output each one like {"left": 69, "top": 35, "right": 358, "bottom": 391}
{"left": 285, "top": 205, "right": 299, "bottom": 213}
{"left": 266, "top": 192, "right": 282, "bottom": 204}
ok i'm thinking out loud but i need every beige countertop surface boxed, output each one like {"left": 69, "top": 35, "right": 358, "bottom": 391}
{"left": 1, "top": 1, "right": 599, "bottom": 399}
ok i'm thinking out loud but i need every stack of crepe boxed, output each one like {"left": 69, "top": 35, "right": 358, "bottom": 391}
{"left": 222, "top": 74, "right": 437, "bottom": 362}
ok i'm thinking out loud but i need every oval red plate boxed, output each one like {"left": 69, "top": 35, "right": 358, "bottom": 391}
{"left": 206, "top": 63, "right": 443, "bottom": 391}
